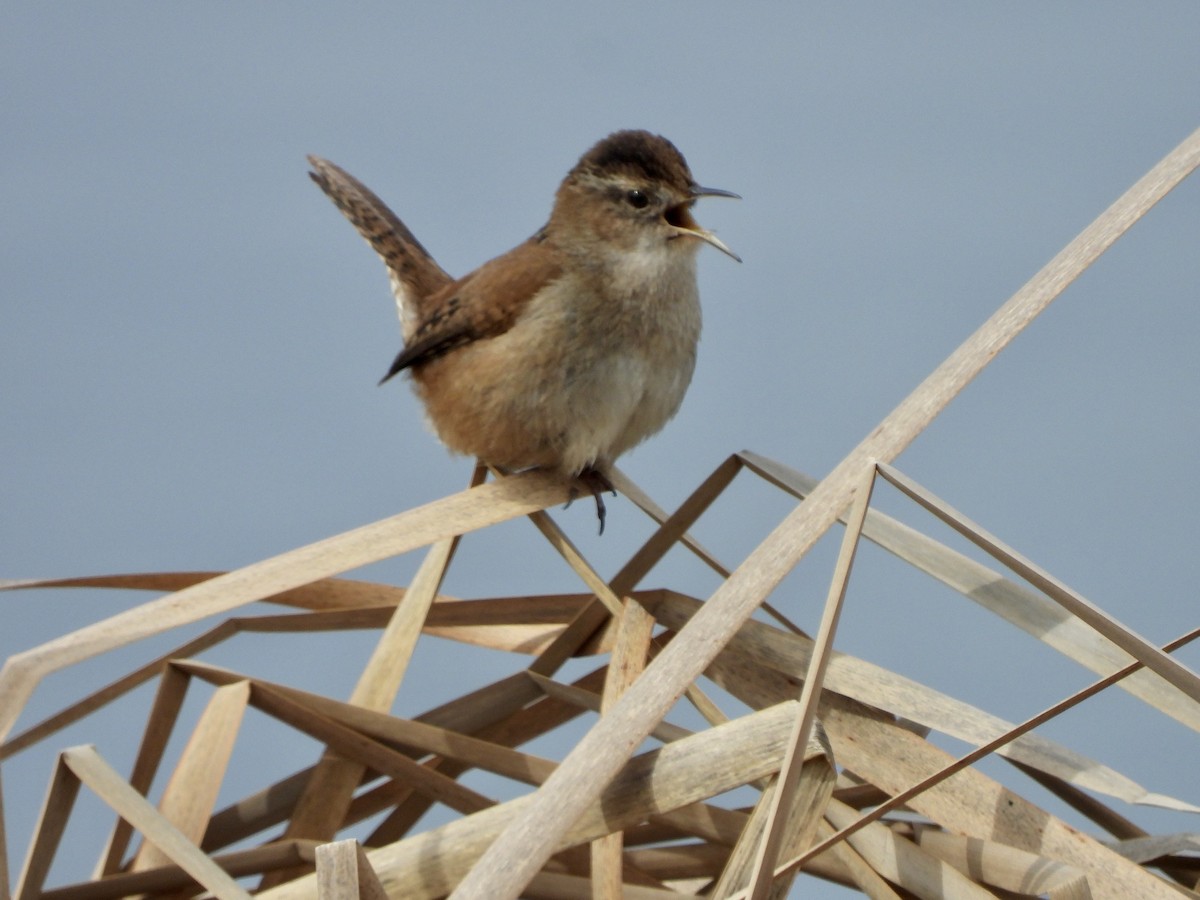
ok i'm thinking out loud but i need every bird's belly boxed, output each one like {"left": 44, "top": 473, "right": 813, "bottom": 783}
{"left": 557, "top": 351, "right": 689, "bottom": 473}
{"left": 415, "top": 337, "right": 694, "bottom": 476}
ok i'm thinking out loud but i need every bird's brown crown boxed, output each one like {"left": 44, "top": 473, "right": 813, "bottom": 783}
{"left": 568, "top": 130, "right": 695, "bottom": 194}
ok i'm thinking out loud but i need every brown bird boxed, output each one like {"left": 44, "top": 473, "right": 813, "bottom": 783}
{"left": 308, "top": 130, "right": 739, "bottom": 531}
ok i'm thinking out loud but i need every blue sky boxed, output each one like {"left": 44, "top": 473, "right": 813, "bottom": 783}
{"left": 3, "top": 5, "right": 1199, "bottom": 896}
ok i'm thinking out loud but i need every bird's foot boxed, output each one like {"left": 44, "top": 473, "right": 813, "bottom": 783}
{"left": 565, "top": 467, "right": 617, "bottom": 534}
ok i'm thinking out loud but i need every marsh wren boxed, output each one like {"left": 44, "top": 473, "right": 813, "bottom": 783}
{"left": 308, "top": 130, "right": 739, "bottom": 531}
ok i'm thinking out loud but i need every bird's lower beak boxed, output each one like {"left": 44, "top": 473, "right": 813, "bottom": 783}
{"left": 676, "top": 211, "right": 739, "bottom": 264}
{"left": 688, "top": 226, "right": 742, "bottom": 263}
{"left": 676, "top": 184, "right": 739, "bottom": 262}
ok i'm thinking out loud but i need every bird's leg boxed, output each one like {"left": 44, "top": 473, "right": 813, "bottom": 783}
{"left": 568, "top": 466, "right": 616, "bottom": 534}
{"left": 493, "top": 461, "right": 610, "bottom": 532}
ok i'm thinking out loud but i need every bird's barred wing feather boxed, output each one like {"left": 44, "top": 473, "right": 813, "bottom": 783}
{"left": 379, "top": 235, "right": 565, "bottom": 382}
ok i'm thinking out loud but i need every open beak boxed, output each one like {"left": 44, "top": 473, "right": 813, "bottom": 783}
{"left": 671, "top": 185, "right": 742, "bottom": 262}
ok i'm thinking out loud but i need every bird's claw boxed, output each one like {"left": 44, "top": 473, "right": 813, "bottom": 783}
{"left": 565, "top": 467, "right": 617, "bottom": 534}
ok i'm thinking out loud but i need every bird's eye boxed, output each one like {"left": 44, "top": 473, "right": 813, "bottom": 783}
{"left": 625, "top": 189, "right": 650, "bottom": 209}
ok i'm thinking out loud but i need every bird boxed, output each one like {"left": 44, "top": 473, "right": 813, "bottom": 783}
{"left": 308, "top": 130, "right": 739, "bottom": 532}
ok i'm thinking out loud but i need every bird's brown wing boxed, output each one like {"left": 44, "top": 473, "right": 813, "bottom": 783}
{"left": 307, "top": 156, "right": 453, "bottom": 323}
{"left": 379, "top": 234, "right": 564, "bottom": 383}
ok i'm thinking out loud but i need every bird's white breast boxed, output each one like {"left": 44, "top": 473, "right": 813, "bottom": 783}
{"left": 527, "top": 247, "right": 702, "bottom": 473}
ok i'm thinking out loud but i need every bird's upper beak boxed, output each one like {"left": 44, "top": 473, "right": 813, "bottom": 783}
{"left": 692, "top": 185, "right": 741, "bottom": 201}
{"left": 670, "top": 185, "right": 742, "bottom": 262}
